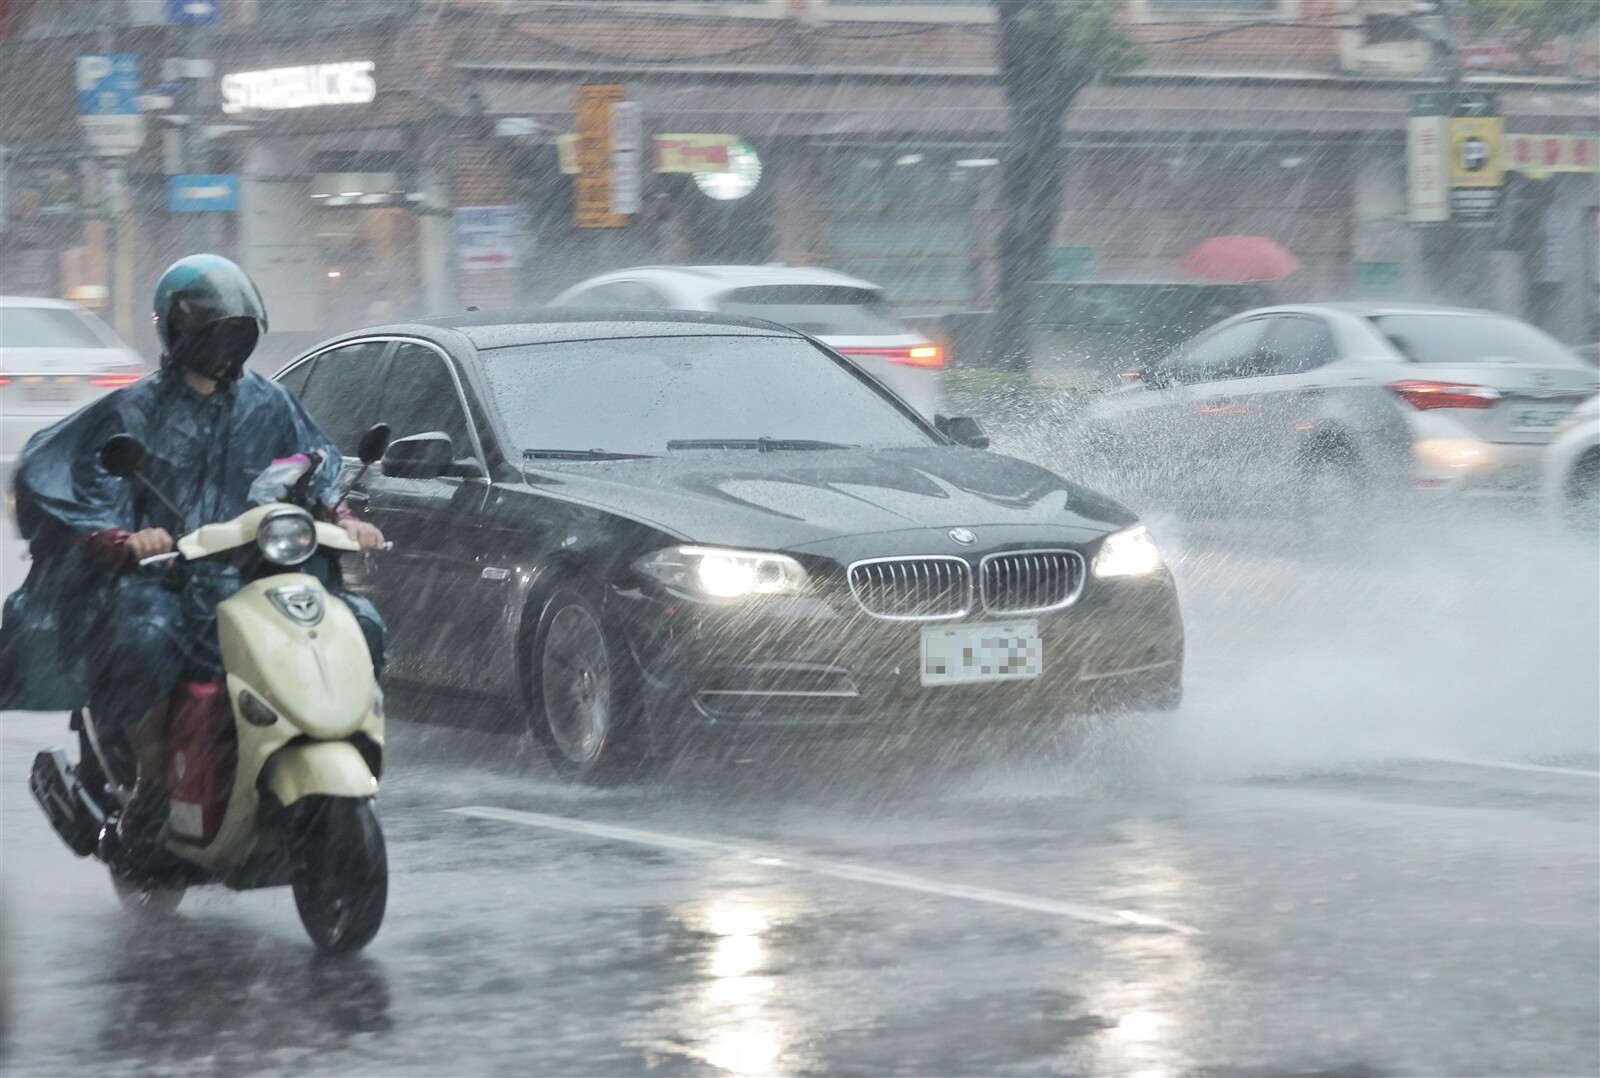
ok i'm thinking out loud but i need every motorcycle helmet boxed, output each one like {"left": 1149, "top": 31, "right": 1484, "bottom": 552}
{"left": 153, "top": 254, "right": 268, "bottom": 384}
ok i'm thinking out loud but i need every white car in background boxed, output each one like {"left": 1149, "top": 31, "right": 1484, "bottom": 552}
{"left": 1081, "top": 304, "right": 1600, "bottom": 522}
{"left": 1542, "top": 393, "right": 1599, "bottom": 529}
{"left": 2, "top": 297, "right": 147, "bottom": 491}
{"left": 549, "top": 265, "right": 945, "bottom": 415}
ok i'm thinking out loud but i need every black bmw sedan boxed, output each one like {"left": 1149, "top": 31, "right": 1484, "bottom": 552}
{"left": 277, "top": 311, "right": 1182, "bottom": 780}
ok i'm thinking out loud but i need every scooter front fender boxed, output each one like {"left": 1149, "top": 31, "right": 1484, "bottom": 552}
{"left": 265, "top": 742, "right": 377, "bottom": 807}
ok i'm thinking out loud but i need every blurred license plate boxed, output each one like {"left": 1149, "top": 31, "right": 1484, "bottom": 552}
{"left": 1508, "top": 404, "right": 1568, "bottom": 432}
{"left": 921, "top": 621, "right": 1042, "bottom": 687}
{"left": 21, "top": 384, "right": 78, "bottom": 404}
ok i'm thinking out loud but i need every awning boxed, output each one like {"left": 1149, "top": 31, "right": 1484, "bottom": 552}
{"left": 466, "top": 69, "right": 1599, "bottom": 140}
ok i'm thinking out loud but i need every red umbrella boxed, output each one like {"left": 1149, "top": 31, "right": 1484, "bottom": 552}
{"left": 1179, "top": 235, "right": 1302, "bottom": 283}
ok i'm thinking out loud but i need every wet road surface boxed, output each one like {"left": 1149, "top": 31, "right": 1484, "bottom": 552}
{"left": 1, "top": 515, "right": 1596, "bottom": 1076}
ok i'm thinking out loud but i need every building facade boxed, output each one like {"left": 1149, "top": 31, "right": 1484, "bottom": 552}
{"left": 2, "top": 0, "right": 1595, "bottom": 366}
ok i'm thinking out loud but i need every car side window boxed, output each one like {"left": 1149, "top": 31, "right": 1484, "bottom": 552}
{"left": 574, "top": 281, "right": 666, "bottom": 309}
{"left": 611, "top": 281, "right": 671, "bottom": 309}
{"left": 277, "top": 358, "right": 314, "bottom": 398}
{"left": 1269, "top": 315, "right": 1339, "bottom": 375}
{"left": 566, "top": 283, "right": 627, "bottom": 307}
{"left": 379, "top": 343, "right": 474, "bottom": 459}
{"left": 1160, "top": 319, "right": 1272, "bottom": 384}
{"left": 296, "top": 341, "right": 388, "bottom": 455}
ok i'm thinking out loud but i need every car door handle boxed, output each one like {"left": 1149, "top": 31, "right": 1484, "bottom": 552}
{"left": 343, "top": 490, "right": 370, "bottom": 511}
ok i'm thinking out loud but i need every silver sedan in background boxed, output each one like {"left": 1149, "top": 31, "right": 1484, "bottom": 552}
{"left": 1, "top": 297, "right": 147, "bottom": 509}
{"left": 1078, "top": 302, "right": 1600, "bottom": 527}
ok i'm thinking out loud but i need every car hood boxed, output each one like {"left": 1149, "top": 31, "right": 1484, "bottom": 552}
{"left": 516, "top": 447, "right": 1135, "bottom": 551}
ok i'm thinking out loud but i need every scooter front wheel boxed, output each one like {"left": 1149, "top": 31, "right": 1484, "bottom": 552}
{"left": 289, "top": 796, "right": 387, "bottom": 955}
{"left": 110, "top": 868, "right": 185, "bottom": 916}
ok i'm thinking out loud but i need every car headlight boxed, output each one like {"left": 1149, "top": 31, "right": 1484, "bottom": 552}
{"left": 1092, "top": 524, "right": 1163, "bottom": 578}
{"left": 257, "top": 509, "right": 317, "bottom": 566}
{"left": 635, "top": 546, "right": 809, "bottom": 600}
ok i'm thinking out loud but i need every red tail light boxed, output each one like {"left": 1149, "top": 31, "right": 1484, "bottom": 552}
{"left": 0, "top": 376, "right": 9, "bottom": 387}
{"left": 837, "top": 345, "right": 945, "bottom": 369}
{"left": 90, "top": 372, "right": 144, "bottom": 388}
{"left": 1387, "top": 379, "right": 1500, "bottom": 411}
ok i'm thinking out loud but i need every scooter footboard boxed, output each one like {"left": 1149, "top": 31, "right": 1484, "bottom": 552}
{"left": 264, "top": 742, "right": 377, "bottom": 807}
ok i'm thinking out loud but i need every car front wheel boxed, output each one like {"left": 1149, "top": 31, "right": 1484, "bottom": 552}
{"left": 528, "top": 584, "right": 648, "bottom": 783}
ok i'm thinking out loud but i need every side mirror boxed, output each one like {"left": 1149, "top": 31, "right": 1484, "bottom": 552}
{"left": 99, "top": 434, "right": 147, "bottom": 478}
{"left": 381, "top": 432, "right": 454, "bottom": 479}
{"left": 357, "top": 423, "right": 392, "bottom": 465}
{"left": 934, "top": 413, "right": 990, "bottom": 450}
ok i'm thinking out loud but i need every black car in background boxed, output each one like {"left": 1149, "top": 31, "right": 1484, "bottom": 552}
{"left": 277, "top": 311, "right": 1183, "bottom": 781}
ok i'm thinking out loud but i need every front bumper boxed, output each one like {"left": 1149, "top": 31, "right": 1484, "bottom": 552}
{"left": 616, "top": 570, "right": 1183, "bottom": 728}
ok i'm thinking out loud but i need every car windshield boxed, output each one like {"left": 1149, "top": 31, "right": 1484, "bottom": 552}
{"left": 0, "top": 305, "right": 119, "bottom": 352}
{"left": 479, "top": 333, "right": 936, "bottom": 456}
{"left": 1369, "top": 313, "right": 1584, "bottom": 367}
{"left": 713, "top": 285, "right": 909, "bottom": 336}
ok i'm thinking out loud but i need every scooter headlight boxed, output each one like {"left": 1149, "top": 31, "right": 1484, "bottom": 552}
{"left": 258, "top": 509, "right": 317, "bottom": 566}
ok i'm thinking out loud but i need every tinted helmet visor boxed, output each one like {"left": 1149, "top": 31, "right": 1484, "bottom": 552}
{"left": 172, "top": 316, "right": 260, "bottom": 382}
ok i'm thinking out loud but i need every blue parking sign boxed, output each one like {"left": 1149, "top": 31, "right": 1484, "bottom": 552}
{"left": 167, "top": 174, "right": 239, "bottom": 213}
{"left": 75, "top": 54, "right": 141, "bottom": 117}
{"left": 166, "top": 0, "right": 221, "bottom": 25}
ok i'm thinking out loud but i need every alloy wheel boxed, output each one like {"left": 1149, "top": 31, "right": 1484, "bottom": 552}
{"left": 541, "top": 603, "right": 613, "bottom": 765}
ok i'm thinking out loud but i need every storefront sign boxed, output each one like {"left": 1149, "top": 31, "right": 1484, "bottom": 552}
{"left": 653, "top": 134, "right": 737, "bottom": 174}
{"left": 574, "top": 83, "right": 627, "bottom": 229}
{"left": 610, "top": 101, "right": 643, "bottom": 217}
{"left": 456, "top": 205, "right": 520, "bottom": 272}
{"left": 1407, "top": 94, "right": 1449, "bottom": 224}
{"left": 1460, "top": 38, "right": 1566, "bottom": 70}
{"left": 220, "top": 61, "right": 376, "bottom": 114}
{"left": 1447, "top": 92, "right": 1501, "bottom": 226}
{"left": 556, "top": 133, "right": 737, "bottom": 176}
{"left": 1505, "top": 134, "right": 1598, "bottom": 174}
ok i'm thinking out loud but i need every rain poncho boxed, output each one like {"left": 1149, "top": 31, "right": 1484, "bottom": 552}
{"left": 0, "top": 369, "right": 381, "bottom": 715}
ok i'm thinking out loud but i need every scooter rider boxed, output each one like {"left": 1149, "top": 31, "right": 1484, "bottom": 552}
{"left": 3, "top": 254, "right": 386, "bottom": 847}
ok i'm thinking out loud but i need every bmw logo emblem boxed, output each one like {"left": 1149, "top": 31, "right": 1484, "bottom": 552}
{"left": 948, "top": 528, "right": 977, "bottom": 546}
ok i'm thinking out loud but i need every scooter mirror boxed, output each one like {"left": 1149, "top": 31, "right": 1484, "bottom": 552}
{"left": 99, "top": 434, "right": 148, "bottom": 478}
{"left": 357, "top": 423, "right": 392, "bottom": 465}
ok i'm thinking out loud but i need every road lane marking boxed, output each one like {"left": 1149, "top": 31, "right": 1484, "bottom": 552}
{"left": 1418, "top": 756, "right": 1600, "bottom": 779}
{"left": 448, "top": 805, "right": 1198, "bottom": 934}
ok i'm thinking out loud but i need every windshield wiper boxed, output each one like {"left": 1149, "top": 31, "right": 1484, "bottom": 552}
{"left": 522, "top": 448, "right": 653, "bottom": 461}
{"left": 667, "top": 438, "right": 859, "bottom": 452}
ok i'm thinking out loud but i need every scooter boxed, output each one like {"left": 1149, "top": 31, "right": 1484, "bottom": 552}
{"left": 29, "top": 424, "right": 393, "bottom": 954}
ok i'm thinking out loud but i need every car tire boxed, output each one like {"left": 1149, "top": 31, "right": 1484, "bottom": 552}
{"left": 1296, "top": 441, "right": 1367, "bottom": 547}
{"left": 527, "top": 582, "right": 650, "bottom": 784}
{"left": 1561, "top": 448, "right": 1599, "bottom": 532}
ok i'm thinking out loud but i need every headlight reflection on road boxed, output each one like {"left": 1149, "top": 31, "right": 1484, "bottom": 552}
{"left": 671, "top": 889, "right": 812, "bottom": 1076}
{"left": 1084, "top": 839, "right": 1208, "bottom": 1078}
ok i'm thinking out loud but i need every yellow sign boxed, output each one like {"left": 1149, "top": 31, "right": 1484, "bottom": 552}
{"left": 574, "top": 83, "right": 626, "bottom": 229}
{"left": 1449, "top": 116, "right": 1503, "bottom": 188}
